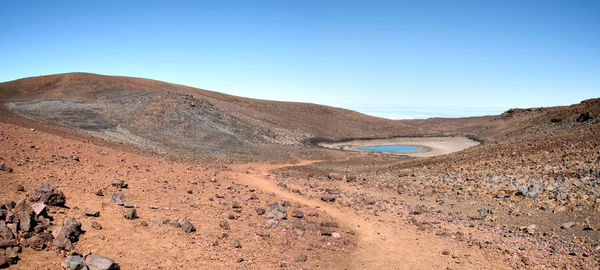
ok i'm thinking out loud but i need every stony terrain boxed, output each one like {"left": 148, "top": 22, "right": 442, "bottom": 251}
{"left": 0, "top": 73, "right": 598, "bottom": 269}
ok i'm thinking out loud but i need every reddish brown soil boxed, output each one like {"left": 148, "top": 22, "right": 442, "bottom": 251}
{"left": 1, "top": 73, "right": 598, "bottom": 269}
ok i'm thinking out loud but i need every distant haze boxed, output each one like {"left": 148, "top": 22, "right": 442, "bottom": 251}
{"left": 346, "top": 105, "right": 508, "bottom": 120}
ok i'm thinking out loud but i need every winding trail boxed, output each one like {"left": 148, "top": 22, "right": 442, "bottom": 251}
{"left": 227, "top": 161, "right": 509, "bottom": 269}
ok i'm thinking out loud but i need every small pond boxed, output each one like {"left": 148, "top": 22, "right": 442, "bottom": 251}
{"left": 357, "top": 145, "right": 418, "bottom": 152}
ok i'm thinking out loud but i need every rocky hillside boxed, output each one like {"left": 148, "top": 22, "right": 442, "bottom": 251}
{"left": 0, "top": 73, "right": 434, "bottom": 159}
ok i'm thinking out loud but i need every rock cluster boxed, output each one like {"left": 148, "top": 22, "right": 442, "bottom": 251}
{"left": 0, "top": 184, "right": 83, "bottom": 267}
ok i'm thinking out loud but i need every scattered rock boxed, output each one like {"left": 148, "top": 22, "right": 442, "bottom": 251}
{"left": 111, "top": 180, "right": 128, "bottom": 189}
{"left": 321, "top": 195, "right": 336, "bottom": 202}
{"left": 231, "top": 201, "right": 242, "bottom": 209}
{"left": 85, "top": 254, "right": 120, "bottom": 270}
{"left": 331, "top": 232, "right": 341, "bottom": 238}
{"left": 233, "top": 239, "right": 241, "bottom": 248}
{"left": 16, "top": 184, "right": 24, "bottom": 192}
{"left": 576, "top": 112, "right": 592, "bottom": 122}
{"left": 109, "top": 193, "right": 126, "bottom": 206}
{"left": 0, "top": 162, "right": 13, "bottom": 173}
{"left": 31, "top": 202, "right": 46, "bottom": 216}
{"left": 266, "top": 219, "right": 280, "bottom": 226}
{"left": 16, "top": 211, "right": 32, "bottom": 232}
{"left": 61, "top": 255, "right": 87, "bottom": 270}
{"left": 95, "top": 190, "right": 104, "bottom": 197}
{"left": 561, "top": 222, "right": 575, "bottom": 229}
{"left": 32, "top": 183, "right": 66, "bottom": 206}
{"left": 27, "top": 235, "right": 45, "bottom": 251}
{"left": 327, "top": 173, "right": 342, "bottom": 180}
{"left": 123, "top": 209, "right": 137, "bottom": 220}
{"left": 294, "top": 254, "right": 307, "bottom": 262}
{"left": 265, "top": 202, "right": 287, "bottom": 220}
{"left": 256, "top": 208, "right": 265, "bottom": 215}
{"left": 320, "top": 220, "right": 338, "bottom": 228}
{"left": 180, "top": 219, "right": 195, "bottom": 233}
{"left": 292, "top": 210, "right": 304, "bottom": 218}
{"left": 257, "top": 231, "right": 270, "bottom": 238}
{"left": 220, "top": 220, "right": 230, "bottom": 230}
{"left": 85, "top": 208, "right": 100, "bottom": 217}
{"left": 52, "top": 219, "right": 83, "bottom": 251}
{"left": 524, "top": 224, "right": 536, "bottom": 235}
{"left": 91, "top": 221, "right": 102, "bottom": 230}
{"left": 521, "top": 256, "right": 534, "bottom": 266}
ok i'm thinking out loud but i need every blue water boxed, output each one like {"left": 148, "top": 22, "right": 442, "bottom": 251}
{"left": 358, "top": 145, "right": 418, "bottom": 152}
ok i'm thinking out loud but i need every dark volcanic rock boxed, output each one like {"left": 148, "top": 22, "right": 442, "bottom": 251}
{"left": 32, "top": 183, "right": 66, "bottom": 206}
{"left": 85, "top": 254, "right": 120, "bottom": 270}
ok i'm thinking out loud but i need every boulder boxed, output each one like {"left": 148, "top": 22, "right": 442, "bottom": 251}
{"left": 32, "top": 183, "right": 66, "bottom": 206}
{"left": 85, "top": 254, "right": 120, "bottom": 270}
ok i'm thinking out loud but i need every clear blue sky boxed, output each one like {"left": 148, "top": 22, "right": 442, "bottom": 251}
{"left": 1, "top": 1, "right": 599, "bottom": 118}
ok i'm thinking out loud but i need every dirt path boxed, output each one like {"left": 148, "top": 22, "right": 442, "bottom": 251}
{"left": 227, "top": 161, "right": 510, "bottom": 270}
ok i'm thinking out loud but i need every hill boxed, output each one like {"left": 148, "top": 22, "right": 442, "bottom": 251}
{"left": 0, "top": 73, "right": 438, "bottom": 159}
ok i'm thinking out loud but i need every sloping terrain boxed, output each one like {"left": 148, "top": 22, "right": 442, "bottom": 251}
{"left": 278, "top": 98, "right": 600, "bottom": 268}
{"left": 1, "top": 73, "right": 598, "bottom": 269}
{"left": 0, "top": 73, "right": 436, "bottom": 160}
